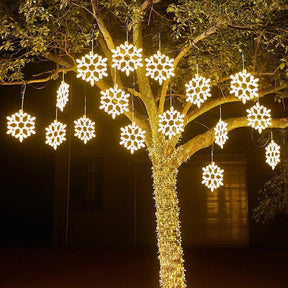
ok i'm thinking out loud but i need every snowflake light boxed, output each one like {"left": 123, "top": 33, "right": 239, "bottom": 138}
{"left": 56, "top": 81, "right": 69, "bottom": 112}
{"left": 120, "top": 122, "right": 146, "bottom": 154}
{"left": 145, "top": 51, "right": 175, "bottom": 85}
{"left": 230, "top": 69, "right": 259, "bottom": 104}
{"left": 265, "top": 139, "right": 280, "bottom": 170}
{"left": 185, "top": 75, "right": 211, "bottom": 107}
{"left": 214, "top": 119, "right": 228, "bottom": 149}
{"left": 76, "top": 51, "right": 108, "bottom": 86}
{"left": 202, "top": 162, "right": 224, "bottom": 192}
{"left": 45, "top": 119, "right": 66, "bottom": 150}
{"left": 99, "top": 84, "right": 130, "bottom": 119}
{"left": 74, "top": 115, "right": 96, "bottom": 144}
{"left": 158, "top": 106, "right": 184, "bottom": 139}
{"left": 246, "top": 102, "right": 272, "bottom": 133}
{"left": 7, "top": 109, "right": 36, "bottom": 142}
{"left": 111, "top": 41, "right": 143, "bottom": 76}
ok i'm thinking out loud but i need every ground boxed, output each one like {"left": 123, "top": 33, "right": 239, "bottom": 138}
{"left": 0, "top": 247, "right": 287, "bottom": 288}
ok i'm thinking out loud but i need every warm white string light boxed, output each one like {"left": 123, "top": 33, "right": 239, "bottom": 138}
{"left": 265, "top": 135, "right": 280, "bottom": 170}
{"left": 158, "top": 106, "right": 184, "bottom": 139}
{"left": 230, "top": 69, "right": 259, "bottom": 104}
{"left": 120, "top": 122, "right": 146, "bottom": 154}
{"left": 111, "top": 41, "right": 143, "bottom": 76}
{"left": 99, "top": 84, "right": 130, "bottom": 119}
{"left": 56, "top": 79, "right": 69, "bottom": 112}
{"left": 7, "top": 84, "right": 36, "bottom": 143}
{"left": 202, "top": 161, "right": 224, "bottom": 192}
{"left": 214, "top": 119, "right": 228, "bottom": 149}
{"left": 145, "top": 51, "right": 175, "bottom": 85}
{"left": 45, "top": 119, "right": 67, "bottom": 150}
{"left": 185, "top": 74, "right": 211, "bottom": 107}
{"left": 246, "top": 102, "right": 272, "bottom": 133}
{"left": 76, "top": 51, "right": 108, "bottom": 86}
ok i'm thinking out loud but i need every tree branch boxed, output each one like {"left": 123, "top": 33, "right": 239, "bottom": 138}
{"left": 184, "top": 84, "right": 288, "bottom": 127}
{"left": 159, "top": 25, "right": 218, "bottom": 113}
{"left": 177, "top": 116, "right": 288, "bottom": 165}
{"left": 90, "top": 0, "right": 115, "bottom": 51}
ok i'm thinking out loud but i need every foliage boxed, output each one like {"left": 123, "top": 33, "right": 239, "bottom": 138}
{"left": 253, "top": 129, "right": 288, "bottom": 223}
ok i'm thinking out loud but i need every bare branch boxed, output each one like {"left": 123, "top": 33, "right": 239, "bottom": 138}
{"left": 177, "top": 116, "right": 288, "bottom": 165}
{"left": 159, "top": 25, "right": 218, "bottom": 113}
{"left": 90, "top": 0, "right": 115, "bottom": 51}
{"left": 184, "top": 84, "right": 288, "bottom": 126}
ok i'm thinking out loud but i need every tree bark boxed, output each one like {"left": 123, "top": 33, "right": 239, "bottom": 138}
{"left": 152, "top": 163, "right": 186, "bottom": 288}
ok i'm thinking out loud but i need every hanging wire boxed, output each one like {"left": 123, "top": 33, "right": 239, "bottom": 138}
{"left": 211, "top": 143, "right": 214, "bottom": 163}
{"left": 20, "top": 82, "right": 26, "bottom": 110}
{"left": 196, "top": 63, "right": 199, "bottom": 75}
{"left": 271, "top": 130, "right": 273, "bottom": 141}
{"left": 84, "top": 95, "right": 87, "bottom": 116}
{"left": 170, "top": 84, "right": 172, "bottom": 108}
{"left": 55, "top": 106, "right": 58, "bottom": 121}
{"left": 114, "top": 67, "right": 117, "bottom": 86}
{"left": 250, "top": 128, "right": 270, "bottom": 148}
{"left": 147, "top": 3, "right": 154, "bottom": 26}
{"left": 91, "top": 28, "right": 94, "bottom": 52}
{"left": 132, "top": 72, "right": 135, "bottom": 123}
{"left": 126, "top": 22, "right": 129, "bottom": 42}
{"left": 62, "top": 70, "right": 65, "bottom": 82}
{"left": 158, "top": 33, "right": 161, "bottom": 51}
{"left": 241, "top": 50, "right": 245, "bottom": 71}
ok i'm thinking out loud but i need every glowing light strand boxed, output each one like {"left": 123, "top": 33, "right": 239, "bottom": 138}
{"left": 100, "top": 84, "right": 130, "bottom": 119}
{"left": 246, "top": 102, "right": 272, "bottom": 133}
{"left": 265, "top": 138, "right": 280, "bottom": 170}
{"left": 230, "top": 69, "right": 259, "bottom": 104}
{"left": 120, "top": 122, "right": 146, "bottom": 154}
{"left": 76, "top": 51, "right": 108, "bottom": 86}
{"left": 111, "top": 41, "right": 143, "bottom": 76}
{"left": 185, "top": 74, "right": 211, "bottom": 107}
{"left": 145, "top": 51, "right": 175, "bottom": 85}
{"left": 45, "top": 119, "right": 66, "bottom": 150}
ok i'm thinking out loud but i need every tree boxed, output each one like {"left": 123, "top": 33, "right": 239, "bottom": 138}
{"left": 1, "top": 1, "right": 288, "bottom": 287}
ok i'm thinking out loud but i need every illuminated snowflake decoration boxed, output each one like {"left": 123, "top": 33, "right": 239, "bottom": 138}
{"left": 230, "top": 69, "right": 259, "bottom": 104}
{"left": 145, "top": 51, "right": 175, "bottom": 85}
{"left": 56, "top": 81, "right": 69, "bottom": 112}
{"left": 265, "top": 139, "right": 280, "bottom": 170}
{"left": 246, "top": 102, "right": 272, "bottom": 133}
{"left": 202, "top": 162, "right": 224, "bottom": 192}
{"left": 111, "top": 41, "right": 143, "bottom": 76}
{"left": 120, "top": 122, "right": 146, "bottom": 154}
{"left": 99, "top": 85, "right": 130, "bottom": 119}
{"left": 76, "top": 51, "right": 108, "bottom": 86}
{"left": 7, "top": 109, "right": 36, "bottom": 142}
{"left": 158, "top": 106, "right": 184, "bottom": 139}
{"left": 214, "top": 119, "right": 228, "bottom": 149}
{"left": 185, "top": 75, "right": 211, "bottom": 107}
{"left": 45, "top": 120, "right": 66, "bottom": 150}
{"left": 74, "top": 115, "right": 96, "bottom": 144}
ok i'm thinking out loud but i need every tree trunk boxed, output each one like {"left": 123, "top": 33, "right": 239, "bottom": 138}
{"left": 152, "top": 164, "right": 186, "bottom": 288}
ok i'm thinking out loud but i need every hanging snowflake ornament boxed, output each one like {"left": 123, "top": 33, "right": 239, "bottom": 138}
{"left": 265, "top": 139, "right": 280, "bottom": 170}
{"left": 145, "top": 51, "right": 175, "bottom": 85}
{"left": 120, "top": 122, "right": 146, "bottom": 154}
{"left": 99, "top": 84, "right": 130, "bottom": 119}
{"left": 74, "top": 115, "right": 96, "bottom": 144}
{"left": 230, "top": 69, "right": 259, "bottom": 104}
{"left": 111, "top": 41, "right": 143, "bottom": 76}
{"left": 76, "top": 51, "right": 108, "bottom": 86}
{"left": 185, "top": 75, "right": 211, "bottom": 107}
{"left": 45, "top": 119, "right": 67, "bottom": 150}
{"left": 246, "top": 102, "right": 272, "bottom": 133}
{"left": 202, "top": 162, "right": 224, "bottom": 192}
{"left": 214, "top": 119, "right": 228, "bottom": 149}
{"left": 7, "top": 109, "right": 36, "bottom": 142}
{"left": 158, "top": 106, "right": 184, "bottom": 139}
{"left": 56, "top": 81, "right": 69, "bottom": 112}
